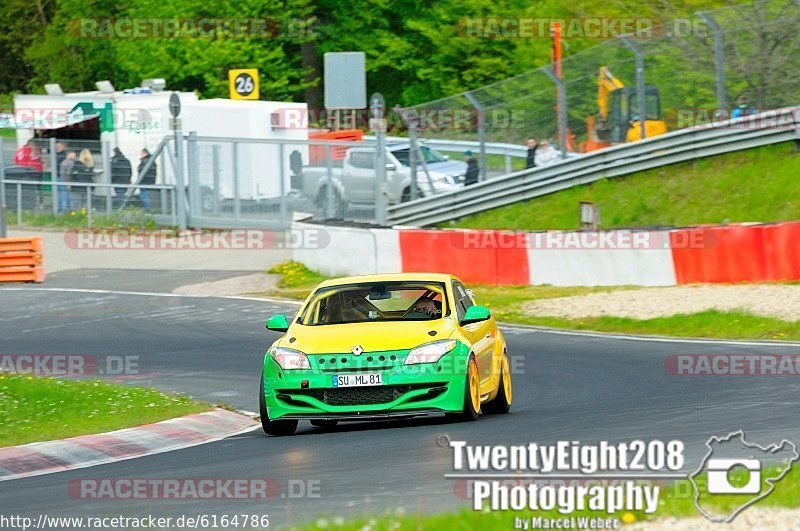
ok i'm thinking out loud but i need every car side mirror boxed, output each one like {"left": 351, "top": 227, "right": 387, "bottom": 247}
{"left": 386, "top": 163, "right": 396, "bottom": 172}
{"left": 266, "top": 314, "right": 289, "bottom": 332}
{"left": 461, "top": 305, "right": 490, "bottom": 325}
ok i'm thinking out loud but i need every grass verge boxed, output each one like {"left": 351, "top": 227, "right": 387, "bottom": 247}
{"left": 259, "top": 261, "right": 800, "bottom": 341}
{"left": 448, "top": 142, "right": 800, "bottom": 230}
{"left": 6, "top": 207, "right": 159, "bottom": 230}
{"left": 0, "top": 375, "right": 210, "bottom": 447}
{"left": 266, "top": 261, "right": 331, "bottom": 299}
{"left": 296, "top": 465, "right": 800, "bottom": 529}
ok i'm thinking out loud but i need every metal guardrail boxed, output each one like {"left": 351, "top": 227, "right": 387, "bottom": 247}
{"left": 365, "top": 135, "right": 530, "bottom": 174}
{"left": 386, "top": 107, "right": 800, "bottom": 227}
{"left": 368, "top": 135, "right": 527, "bottom": 157}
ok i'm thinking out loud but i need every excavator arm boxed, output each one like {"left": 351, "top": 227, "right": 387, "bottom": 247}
{"left": 597, "top": 66, "right": 624, "bottom": 121}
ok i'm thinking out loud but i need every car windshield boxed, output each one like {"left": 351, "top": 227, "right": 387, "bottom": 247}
{"left": 300, "top": 281, "right": 448, "bottom": 325}
{"left": 391, "top": 146, "right": 447, "bottom": 167}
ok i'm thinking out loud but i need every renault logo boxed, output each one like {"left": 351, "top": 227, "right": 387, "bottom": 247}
{"left": 352, "top": 345, "right": 364, "bottom": 356}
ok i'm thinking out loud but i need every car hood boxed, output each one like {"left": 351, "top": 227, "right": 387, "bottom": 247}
{"left": 282, "top": 319, "right": 456, "bottom": 354}
{"left": 425, "top": 160, "right": 467, "bottom": 177}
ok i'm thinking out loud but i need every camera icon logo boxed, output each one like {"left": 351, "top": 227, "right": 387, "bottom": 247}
{"left": 706, "top": 458, "right": 761, "bottom": 494}
{"left": 690, "top": 430, "right": 798, "bottom": 523}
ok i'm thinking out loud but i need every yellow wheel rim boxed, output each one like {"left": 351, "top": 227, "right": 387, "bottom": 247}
{"left": 468, "top": 359, "right": 480, "bottom": 413}
{"left": 502, "top": 358, "right": 512, "bottom": 405}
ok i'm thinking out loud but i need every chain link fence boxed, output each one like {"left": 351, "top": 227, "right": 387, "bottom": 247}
{"left": 185, "top": 135, "right": 399, "bottom": 227}
{"left": 0, "top": 135, "right": 176, "bottom": 231}
{"left": 402, "top": 0, "right": 800, "bottom": 161}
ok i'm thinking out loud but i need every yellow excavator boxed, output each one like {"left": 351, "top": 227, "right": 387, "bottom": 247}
{"left": 580, "top": 66, "right": 669, "bottom": 153}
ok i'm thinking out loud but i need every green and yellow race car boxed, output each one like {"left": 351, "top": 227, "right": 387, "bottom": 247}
{"left": 259, "top": 273, "right": 513, "bottom": 435}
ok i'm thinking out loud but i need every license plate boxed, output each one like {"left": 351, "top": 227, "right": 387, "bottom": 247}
{"left": 332, "top": 373, "right": 383, "bottom": 388}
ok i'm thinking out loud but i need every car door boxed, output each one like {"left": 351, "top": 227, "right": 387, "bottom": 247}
{"left": 345, "top": 150, "right": 377, "bottom": 204}
{"left": 453, "top": 281, "right": 495, "bottom": 389}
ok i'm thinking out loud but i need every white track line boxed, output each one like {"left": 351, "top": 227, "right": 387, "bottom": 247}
{"left": 0, "top": 287, "right": 302, "bottom": 306}
{"left": 4, "top": 287, "right": 798, "bottom": 346}
{"left": 499, "top": 324, "right": 800, "bottom": 348}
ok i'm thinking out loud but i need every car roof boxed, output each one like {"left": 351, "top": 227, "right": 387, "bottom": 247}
{"left": 316, "top": 272, "right": 457, "bottom": 289}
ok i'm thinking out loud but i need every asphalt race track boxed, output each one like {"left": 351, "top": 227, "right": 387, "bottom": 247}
{"left": 2, "top": 271, "right": 800, "bottom": 527}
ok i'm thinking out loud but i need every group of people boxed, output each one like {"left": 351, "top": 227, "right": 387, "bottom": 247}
{"left": 55, "top": 143, "right": 97, "bottom": 212}
{"left": 460, "top": 136, "right": 561, "bottom": 187}
{"left": 110, "top": 147, "right": 158, "bottom": 210}
{"left": 11, "top": 140, "right": 158, "bottom": 213}
{"left": 525, "top": 138, "right": 560, "bottom": 169}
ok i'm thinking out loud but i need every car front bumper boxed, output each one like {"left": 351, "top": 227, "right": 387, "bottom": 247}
{"left": 261, "top": 343, "right": 470, "bottom": 421}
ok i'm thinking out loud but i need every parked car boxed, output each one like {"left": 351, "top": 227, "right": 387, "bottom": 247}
{"left": 299, "top": 143, "right": 466, "bottom": 218}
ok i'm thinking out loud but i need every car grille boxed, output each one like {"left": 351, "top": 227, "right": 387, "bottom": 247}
{"left": 281, "top": 383, "right": 448, "bottom": 407}
{"left": 301, "top": 386, "right": 411, "bottom": 406}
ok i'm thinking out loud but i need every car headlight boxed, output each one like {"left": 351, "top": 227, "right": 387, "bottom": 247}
{"left": 405, "top": 339, "right": 457, "bottom": 365}
{"left": 271, "top": 347, "right": 311, "bottom": 370}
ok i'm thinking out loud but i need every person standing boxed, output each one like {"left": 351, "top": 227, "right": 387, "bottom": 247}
{"left": 54, "top": 141, "right": 66, "bottom": 168}
{"left": 57, "top": 150, "right": 77, "bottom": 213}
{"left": 72, "top": 149, "right": 95, "bottom": 209}
{"left": 525, "top": 138, "right": 538, "bottom": 169}
{"left": 110, "top": 148, "right": 132, "bottom": 208}
{"left": 137, "top": 149, "right": 157, "bottom": 211}
{"left": 463, "top": 150, "right": 479, "bottom": 186}
{"left": 731, "top": 96, "right": 756, "bottom": 119}
{"left": 13, "top": 140, "right": 44, "bottom": 173}
{"left": 534, "top": 139, "right": 559, "bottom": 166}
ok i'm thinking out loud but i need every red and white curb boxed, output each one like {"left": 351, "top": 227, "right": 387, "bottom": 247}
{"left": 0, "top": 408, "right": 257, "bottom": 482}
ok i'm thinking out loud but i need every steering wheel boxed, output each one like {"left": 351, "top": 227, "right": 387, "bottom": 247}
{"left": 403, "top": 301, "right": 441, "bottom": 319}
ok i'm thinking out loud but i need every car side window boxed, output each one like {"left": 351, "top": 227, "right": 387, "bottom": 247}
{"left": 452, "top": 281, "right": 474, "bottom": 322}
{"left": 349, "top": 152, "right": 374, "bottom": 169}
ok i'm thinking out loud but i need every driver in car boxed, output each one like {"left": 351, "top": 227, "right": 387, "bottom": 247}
{"left": 412, "top": 298, "right": 441, "bottom": 318}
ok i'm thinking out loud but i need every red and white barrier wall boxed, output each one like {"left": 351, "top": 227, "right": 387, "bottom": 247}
{"left": 292, "top": 221, "right": 800, "bottom": 286}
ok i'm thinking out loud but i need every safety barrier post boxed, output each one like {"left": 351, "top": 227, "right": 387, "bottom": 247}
{"left": 49, "top": 137, "right": 58, "bottom": 216}
{"left": 620, "top": 35, "right": 647, "bottom": 141}
{"left": 0, "top": 137, "right": 6, "bottom": 238}
{"left": 698, "top": 12, "right": 728, "bottom": 114}
{"left": 464, "top": 91, "right": 487, "bottom": 181}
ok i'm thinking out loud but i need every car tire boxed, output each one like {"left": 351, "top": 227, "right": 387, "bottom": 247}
{"left": 401, "top": 187, "right": 411, "bottom": 202}
{"left": 259, "top": 374, "right": 298, "bottom": 436}
{"left": 317, "top": 186, "right": 346, "bottom": 220}
{"left": 483, "top": 356, "right": 512, "bottom": 415}
{"left": 310, "top": 420, "right": 338, "bottom": 428}
{"left": 447, "top": 355, "right": 480, "bottom": 422}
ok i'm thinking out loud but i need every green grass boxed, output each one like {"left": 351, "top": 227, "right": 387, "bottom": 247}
{"left": 266, "top": 261, "right": 331, "bottom": 298}
{"left": 449, "top": 142, "right": 800, "bottom": 230}
{"left": 259, "top": 261, "right": 800, "bottom": 341}
{"left": 0, "top": 375, "right": 210, "bottom": 447}
{"left": 6, "top": 208, "right": 160, "bottom": 230}
{"left": 439, "top": 151, "right": 528, "bottom": 173}
{"left": 295, "top": 465, "right": 800, "bottom": 530}
{"left": 469, "top": 285, "right": 800, "bottom": 341}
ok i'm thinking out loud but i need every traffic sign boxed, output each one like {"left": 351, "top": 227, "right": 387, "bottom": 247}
{"left": 324, "top": 52, "right": 366, "bottom": 110}
{"left": 229, "top": 69, "right": 260, "bottom": 100}
{"left": 169, "top": 93, "right": 181, "bottom": 117}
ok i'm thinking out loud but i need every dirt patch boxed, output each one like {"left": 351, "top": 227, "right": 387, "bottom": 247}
{"left": 628, "top": 507, "right": 800, "bottom": 530}
{"left": 522, "top": 284, "right": 800, "bottom": 321}
{"left": 173, "top": 273, "right": 279, "bottom": 298}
